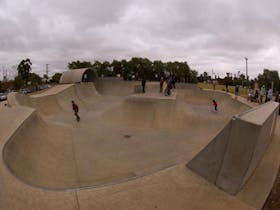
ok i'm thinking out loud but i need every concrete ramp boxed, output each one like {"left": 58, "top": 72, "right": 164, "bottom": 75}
{"left": 187, "top": 101, "right": 279, "bottom": 195}
{"left": 8, "top": 83, "right": 100, "bottom": 116}
{"left": 95, "top": 77, "right": 161, "bottom": 96}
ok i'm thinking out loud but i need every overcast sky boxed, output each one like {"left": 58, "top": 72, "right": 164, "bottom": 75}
{"left": 0, "top": 0, "right": 279, "bottom": 79}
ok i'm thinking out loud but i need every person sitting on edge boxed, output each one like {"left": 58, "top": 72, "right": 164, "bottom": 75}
{"left": 71, "top": 100, "right": 80, "bottom": 121}
{"left": 212, "top": 99, "right": 218, "bottom": 111}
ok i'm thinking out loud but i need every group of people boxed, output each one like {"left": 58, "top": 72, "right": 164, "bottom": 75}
{"left": 247, "top": 85, "right": 273, "bottom": 104}
{"left": 141, "top": 74, "right": 176, "bottom": 96}
{"left": 159, "top": 74, "right": 176, "bottom": 96}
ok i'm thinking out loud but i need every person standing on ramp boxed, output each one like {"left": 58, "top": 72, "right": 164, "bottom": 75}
{"left": 234, "top": 85, "right": 239, "bottom": 99}
{"left": 72, "top": 100, "right": 80, "bottom": 121}
{"left": 141, "top": 76, "right": 146, "bottom": 93}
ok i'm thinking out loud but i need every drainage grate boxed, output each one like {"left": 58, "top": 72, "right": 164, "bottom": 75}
{"left": 123, "top": 135, "right": 131, "bottom": 138}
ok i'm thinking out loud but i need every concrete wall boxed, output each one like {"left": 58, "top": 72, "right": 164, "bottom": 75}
{"left": 188, "top": 101, "right": 279, "bottom": 195}
{"left": 59, "top": 68, "right": 95, "bottom": 84}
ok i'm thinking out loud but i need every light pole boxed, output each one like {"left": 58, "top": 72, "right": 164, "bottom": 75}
{"left": 45, "top": 64, "right": 50, "bottom": 83}
{"left": 245, "top": 57, "right": 248, "bottom": 80}
{"left": 46, "top": 64, "right": 49, "bottom": 78}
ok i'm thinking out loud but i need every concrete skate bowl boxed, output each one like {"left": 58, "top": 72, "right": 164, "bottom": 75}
{"left": 3, "top": 81, "right": 251, "bottom": 191}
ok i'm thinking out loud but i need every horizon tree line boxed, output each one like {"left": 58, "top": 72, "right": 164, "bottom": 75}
{"left": 68, "top": 57, "right": 198, "bottom": 83}
{"left": 1, "top": 58, "right": 279, "bottom": 92}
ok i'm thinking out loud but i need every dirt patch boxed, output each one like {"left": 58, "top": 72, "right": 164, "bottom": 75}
{"left": 263, "top": 167, "right": 280, "bottom": 209}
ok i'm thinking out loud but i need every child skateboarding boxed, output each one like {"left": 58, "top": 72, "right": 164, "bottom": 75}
{"left": 212, "top": 100, "right": 218, "bottom": 112}
{"left": 72, "top": 100, "right": 80, "bottom": 121}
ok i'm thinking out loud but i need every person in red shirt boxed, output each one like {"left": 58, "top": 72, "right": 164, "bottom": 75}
{"left": 72, "top": 100, "right": 80, "bottom": 121}
{"left": 212, "top": 100, "right": 218, "bottom": 111}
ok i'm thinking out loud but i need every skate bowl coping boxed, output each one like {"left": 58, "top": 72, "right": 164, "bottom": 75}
{"left": 188, "top": 101, "right": 279, "bottom": 195}
{"left": 59, "top": 68, "right": 96, "bottom": 84}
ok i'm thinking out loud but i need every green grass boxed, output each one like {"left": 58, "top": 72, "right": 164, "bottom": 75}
{"left": 197, "top": 83, "right": 247, "bottom": 97}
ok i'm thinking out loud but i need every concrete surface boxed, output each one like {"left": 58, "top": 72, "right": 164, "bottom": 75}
{"left": 188, "top": 101, "right": 279, "bottom": 194}
{"left": 0, "top": 79, "right": 279, "bottom": 210}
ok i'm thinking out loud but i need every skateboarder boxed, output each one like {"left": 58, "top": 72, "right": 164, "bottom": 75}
{"left": 141, "top": 76, "right": 146, "bottom": 93}
{"left": 71, "top": 100, "right": 80, "bottom": 121}
{"left": 166, "top": 76, "right": 173, "bottom": 96}
{"left": 212, "top": 100, "right": 218, "bottom": 111}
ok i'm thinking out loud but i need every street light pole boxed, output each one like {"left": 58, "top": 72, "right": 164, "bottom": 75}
{"left": 46, "top": 64, "right": 49, "bottom": 78}
{"left": 245, "top": 57, "right": 248, "bottom": 80}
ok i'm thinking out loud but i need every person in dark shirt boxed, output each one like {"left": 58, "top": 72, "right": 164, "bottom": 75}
{"left": 141, "top": 76, "right": 146, "bottom": 93}
{"left": 234, "top": 85, "right": 239, "bottom": 99}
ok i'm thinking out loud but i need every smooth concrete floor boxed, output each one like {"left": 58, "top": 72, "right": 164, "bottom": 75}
{"left": 0, "top": 83, "right": 277, "bottom": 210}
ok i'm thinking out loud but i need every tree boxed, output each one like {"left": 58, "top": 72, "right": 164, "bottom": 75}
{"left": 257, "top": 69, "right": 280, "bottom": 91}
{"left": 51, "top": 73, "right": 62, "bottom": 84}
{"left": 67, "top": 57, "right": 198, "bottom": 83}
{"left": 43, "top": 74, "right": 49, "bottom": 80}
{"left": 28, "top": 73, "right": 42, "bottom": 88}
{"left": 121, "top": 59, "right": 129, "bottom": 80}
{"left": 17, "top": 58, "right": 32, "bottom": 86}
{"left": 68, "top": 60, "right": 92, "bottom": 69}
{"left": 93, "top": 61, "right": 102, "bottom": 76}
{"left": 141, "top": 58, "right": 153, "bottom": 80}
{"left": 111, "top": 60, "right": 122, "bottom": 76}
{"left": 189, "top": 70, "right": 198, "bottom": 83}
{"left": 176, "top": 62, "right": 191, "bottom": 82}
{"left": 198, "top": 72, "right": 210, "bottom": 82}
{"left": 153, "top": 60, "right": 164, "bottom": 79}
{"left": 127, "top": 57, "right": 153, "bottom": 80}
{"left": 14, "top": 75, "right": 24, "bottom": 90}
{"left": 101, "top": 61, "right": 112, "bottom": 76}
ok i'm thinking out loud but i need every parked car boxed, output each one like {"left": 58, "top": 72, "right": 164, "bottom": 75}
{"left": 19, "top": 88, "right": 32, "bottom": 94}
{"left": 38, "top": 84, "right": 51, "bottom": 90}
{"left": 19, "top": 89, "right": 27, "bottom": 94}
{"left": 0, "top": 93, "right": 7, "bottom": 101}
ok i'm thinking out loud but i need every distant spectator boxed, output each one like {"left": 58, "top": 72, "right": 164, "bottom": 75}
{"left": 274, "top": 91, "right": 279, "bottom": 103}
{"left": 234, "top": 85, "right": 239, "bottom": 99}
{"left": 267, "top": 88, "right": 273, "bottom": 102}
{"left": 275, "top": 92, "right": 280, "bottom": 115}
{"left": 260, "top": 85, "right": 266, "bottom": 104}
{"left": 160, "top": 77, "right": 164, "bottom": 93}
{"left": 213, "top": 80, "right": 217, "bottom": 90}
{"left": 225, "top": 82, "right": 229, "bottom": 92}
{"left": 254, "top": 89, "right": 259, "bottom": 103}
{"left": 247, "top": 88, "right": 253, "bottom": 102}
{"left": 171, "top": 74, "right": 176, "bottom": 89}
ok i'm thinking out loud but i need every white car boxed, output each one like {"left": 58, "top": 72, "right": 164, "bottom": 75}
{"left": 0, "top": 93, "right": 7, "bottom": 101}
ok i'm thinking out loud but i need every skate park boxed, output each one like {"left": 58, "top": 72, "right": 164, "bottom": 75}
{"left": 0, "top": 69, "right": 280, "bottom": 210}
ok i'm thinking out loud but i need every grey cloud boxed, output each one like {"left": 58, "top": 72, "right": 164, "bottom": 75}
{"left": 0, "top": 0, "right": 280, "bottom": 78}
